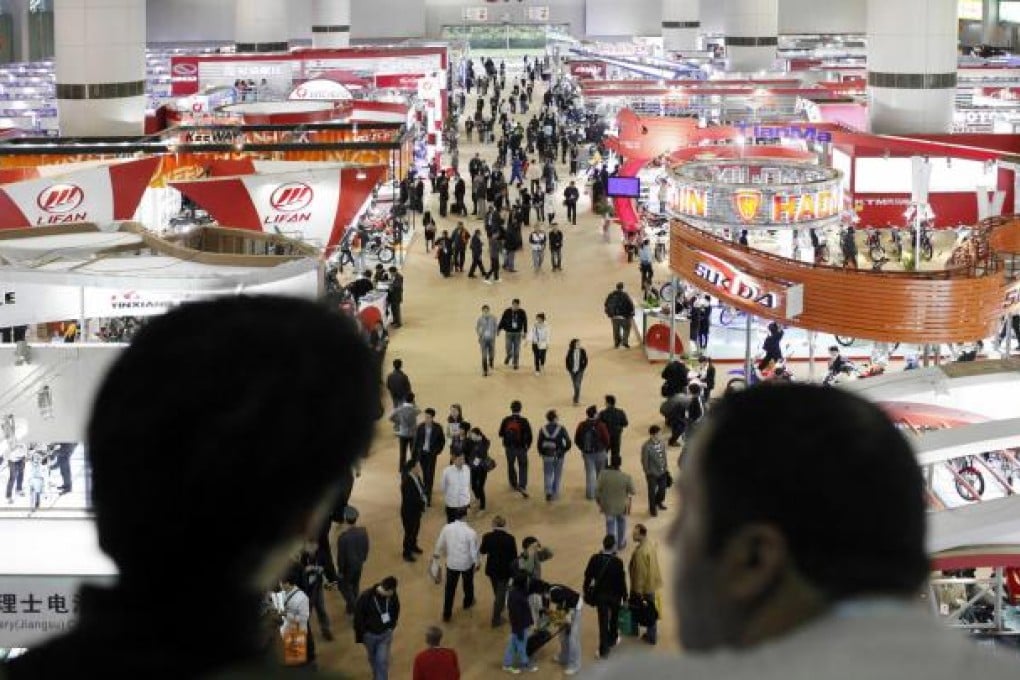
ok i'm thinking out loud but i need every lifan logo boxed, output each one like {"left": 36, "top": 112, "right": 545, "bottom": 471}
{"left": 172, "top": 62, "right": 198, "bottom": 76}
{"left": 37, "top": 184, "right": 84, "bottom": 214}
{"left": 269, "top": 183, "right": 314, "bottom": 212}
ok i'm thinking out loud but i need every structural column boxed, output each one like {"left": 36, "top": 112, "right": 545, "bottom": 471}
{"left": 722, "top": 0, "right": 778, "bottom": 72}
{"left": 867, "top": 0, "right": 957, "bottom": 134}
{"left": 662, "top": 0, "right": 700, "bottom": 53}
{"left": 235, "top": 0, "right": 289, "bottom": 53}
{"left": 54, "top": 0, "right": 145, "bottom": 137}
{"left": 312, "top": 0, "right": 350, "bottom": 49}
{"left": 981, "top": 0, "right": 1000, "bottom": 46}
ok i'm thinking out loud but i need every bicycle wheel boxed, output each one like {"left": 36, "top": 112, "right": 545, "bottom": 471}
{"left": 835, "top": 336, "right": 855, "bottom": 347}
{"left": 719, "top": 307, "right": 735, "bottom": 326}
{"left": 725, "top": 377, "right": 748, "bottom": 393}
{"left": 869, "top": 246, "right": 885, "bottom": 262}
{"left": 659, "top": 282, "right": 676, "bottom": 302}
{"left": 921, "top": 240, "right": 933, "bottom": 262}
{"left": 954, "top": 465, "right": 985, "bottom": 502}
{"left": 817, "top": 244, "right": 830, "bottom": 264}
{"left": 377, "top": 246, "right": 395, "bottom": 264}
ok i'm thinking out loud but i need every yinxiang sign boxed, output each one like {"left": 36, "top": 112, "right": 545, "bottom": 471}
{"left": 674, "top": 185, "right": 841, "bottom": 226}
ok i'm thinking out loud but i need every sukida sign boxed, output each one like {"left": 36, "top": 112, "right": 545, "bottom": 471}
{"left": 694, "top": 252, "right": 783, "bottom": 311}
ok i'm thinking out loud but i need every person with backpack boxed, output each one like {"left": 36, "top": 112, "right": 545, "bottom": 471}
{"left": 498, "top": 400, "right": 533, "bottom": 497}
{"left": 565, "top": 338, "right": 588, "bottom": 406}
{"left": 640, "top": 426, "right": 669, "bottom": 518}
{"left": 536, "top": 409, "right": 572, "bottom": 502}
{"left": 603, "top": 282, "right": 635, "bottom": 349}
{"left": 598, "top": 395, "right": 629, "bottom": 468}
{"left": 583, "top": 534, "right": 627, "bottom": 660}
{"left": 574, "top": 406, "right": 611, "bottom": 500}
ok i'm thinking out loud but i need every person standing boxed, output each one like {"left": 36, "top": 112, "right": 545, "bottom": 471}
{"left": 400, "top": 460, "right": 427, "bottom": 562}
{"left": 413, "top": 408, "right": 447, "bottom": 505}
{"left": 583, "top": 535, "right": 627, "bottom": 660}
{"left": 436, "top": 230, "right": 453, "bottom": 278}
{"left": 529, "top": 312, "right": 550, "bottom": 375}
{"left": 627, "top": 523, "right": 663, "bottom": 646}
{"left": 574, "top": 406, "right": 610, "bottom": 501}
{"left": 297, "top": 538, "right": 337, "bottom": 643}
{"left": 603, "top": 283, "right": 635, "bottom": 349}
{"left": 466, "top": 426, "right": 492, "bottom": 511}
{"left": 762, "top": 321, "right": 785, "bottom": 364}
{"left": 387, "top": 267, "right": 404, "bottom": 328}
{"left": 696, "top": 355, "right": 716, "bottom": 403}
{"left": 353, "top": 577, "right": 400, "bottom": 680}
{"left": 498, "top": 400, "right": 533, "bottom": 497}
{"left": 412, "top": 626, "right": 461, "bottom": 680}
{"left": 479, "top": 515, "right": 518, "bottom": 628}
{"left": 563, "top": 181, "right": 580, "bottom": 225}
{"left": 548, "top": 224, "right": 564, "bottom": 271}
{"left": 536, "top": 409, "right": 571, "bottom": 501}
{"left": 440, "top": 452, "right": 473, "bottom": 523}
{"left": 503, "top": 575, "right": 538, "bottom": 673}
{"left": 385, "top": 359, "right": 412, "bottom": 410}
{"left": 476, "top": 304, "right": 498, "bottom": 377}
{"left": 640, "top": 426, "right": 669, "bottom": 517}
{"left": 528, "top": 225, "right": 547, "bottom": 271}
{"left": 595, "top": 461, "right": 634, "bottom": 551}
{"left": 280, "top": 568, "right": 315, "bottom": 667}
{"left": 564, "top": 339, "right": 588, "bottom": 405}
{"left": 498, "top": 299, "right": 528, "bottom": 370}
{"left": 548, "top": 583, "right": 584, "bottom": 675}
{"left": 451, "top": 221, "right": 469, "bottom": 273}
{"left": 638, "top": 240, "right": 654, "bottom": 288}
{"left": 337, "top": 507, "right": 370, "bottom": 616}
{"left": 433, "top": 507, "right": 479, "bottom": 622}
{"left": 598, "top": 395, "right": 629, "bottom": 468}
{"left": 389, "top": 393, "right": 420, "bottom": 475}
{"left": 468, "top": 230, "right": 487, "bottom": 278}
{"left": 695, "top": 294, "right": 711, "bottom": 351}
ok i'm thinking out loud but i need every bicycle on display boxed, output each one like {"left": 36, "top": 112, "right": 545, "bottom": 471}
{"left": 833, "top": 336, "right": 901, "bottom": 354}
{"left": 907, "top": 224, "right": 935, "bottom": 262}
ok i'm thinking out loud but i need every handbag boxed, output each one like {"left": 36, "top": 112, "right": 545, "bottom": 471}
{"left": 282, "top": 622, "right": 308, "bottom": 666}
{"left": 665, "top": 471, "right": 674, "bottom": 489}
{"left": 428, "top": 556, "right": 443, "bottom": 585}
{"left": 583, "top": 555, "right": 610, "bottom": 606}
{"left": 483, "top": 456, "right": 497, "bottom": 472}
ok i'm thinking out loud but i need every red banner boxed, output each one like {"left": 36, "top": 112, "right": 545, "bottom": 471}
{"left": 567, "top": 61, "right": 607, "bottom": 80}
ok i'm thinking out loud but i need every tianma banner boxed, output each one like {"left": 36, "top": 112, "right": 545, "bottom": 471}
{"left": 172, "top": 165, "right": 386, "bottom": 251}
{"left": 0, "top": 157, "right": 160, "bottom": 229}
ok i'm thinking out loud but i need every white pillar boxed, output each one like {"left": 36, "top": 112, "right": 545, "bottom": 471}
{"left": 312, "top": 0, "right": 350, "bottom": 49}
{"left": 662, "top": 0, "right": 700, "bottom": 53}
{"left": 867, "top": 0, "right": 957, "bottom": 134}
{"left": 235, "top": 0, "right": 289, "bottom": 53}
{"left": 55, "top": 0, "right": 145, "bottom": 137}
{"left": 722, "top": 0, "right": 778, "bottom": 73}
{"left": 981, "top": 0, "right": 1000, "bottom": 46}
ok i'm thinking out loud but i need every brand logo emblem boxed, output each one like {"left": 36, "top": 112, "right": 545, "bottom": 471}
{"left": 269, "top": 183, "right": 314, "bottom": 212}
{"left": 172, "top": 62, "right": 198, "bottom": 76}
{"left": 733, "top": 190, "right": 762, "bottom": 223}
{"left": 37, "top": 184, "right": 85, "bottom": 214}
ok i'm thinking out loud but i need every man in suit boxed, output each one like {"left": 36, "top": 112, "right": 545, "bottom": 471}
{"left": 598, "top": 395, "right": 630, "bottom": 468}
{"left": 479, "top": 515, "right": 519, "bottom": 627}
{"left": 336, "top": 506, "right": 370, "bottom": 616}
{"left": 413, "top": 407, "right": 446, "bottom": 505}
{"left": 385, "top": 359, "right": 412, "bottom": 409}
{"left": 400, "top": 460, "right": 427, "bottom": 563}
{"left": 583, "top": 534, "right": 627, "bottom": 660}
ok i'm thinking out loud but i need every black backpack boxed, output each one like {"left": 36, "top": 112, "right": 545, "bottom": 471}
{"left": 579, "top": 421, "right": 600, "bottom": 454}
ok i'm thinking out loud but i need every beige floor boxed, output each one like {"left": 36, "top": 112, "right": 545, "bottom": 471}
{"left": 320, "top": 84, "right": 681, "bottom": 679}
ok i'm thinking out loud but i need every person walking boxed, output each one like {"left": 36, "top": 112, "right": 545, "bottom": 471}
{"left": 603, "top": 283, "right": 635, "bottom": 349}
{"left": 503, "top": 575, "right": 538, "bottom": 673}
{"left": 640, "top": 426, "right": 669, "bottom": 517}
{"left": 696, "top": 355, "right": 716, "bottom": 403}
{"left": 563, "top": 181, "right": 580, "bottom": 225}
{"left": 528, "top": 225, "right": 547, "bottom": 271}
{"left": 515, "top": 536, "right": 554, "bottom": 624}
{"left": 353, "top": 577, "right": 400, "bottom": 680}
{"left": 638, "top": 240, "right": 654, "bottom": 288}
{"left": 627, "top": 523, "right": 663, "bottom": 646}
{"left": 529, "top": 313, "right": 550, "bottom": 375}
{"left": 498, "top": 400, "right": 533, "bottom": 497}
{"left": 297, "top": 538, "right": 337, "bottom": 643}
{"left": 387, "top": 267, "right": 404, "bottom": 328}
{"left": 466, "top": 426, "right": 492, "bottom": 511}
{"left": 476, "top": 305, "right": 498, "bottom": 376}
{"left": 498, "top": 299, "right": 528, "bottom": 370}
{"left": 400, "top": 460, "right": 427, "bottom": 562}
{"left": 486, "top": 230, "right": 503, "bottom": 283}
{"left": 694, "top": 294, "right": 711, "bottom": 351}
{"left": 280, "top": 568, "right": 315, "bottom": 667}
{"left": 548, "top": 224, "right": 564, "bottom": 271}
{"left": 436, "top": 230, "right": 453, "bottom": 278}
{"left": 451, "top": 221, "right": 469, "bottom": 273}
{"left": 468, "top": 230, "right": 487, "bottom": 278}
{"left": 480, "top": 515, "right": 518, "bottom": 628}
{"left": 598, "top": 395, "right": 629, "bottom": 468}
{"left": 337, "top": 507, "right": 371, "bottom": 616}
{"left": 433, "top": 507, "right": 479, "bottom": 622}
{"left": 574, "top": 406, "right": 610, "bottom": 501}
{"left": 413, "top": 408, "right": 447, "bottom": 505}
{"left": 536, "top": 409, "right": 571, "bottom": 501}
{"left": 385, "top": 359, "right": 412, "bottom": 410}
{"left": 440, "top": 452, "right": 473, "bottom": 523}
{"left": 565, "top": 339, "right": 588, "bottom": 405}
{"left": 595, "top": 460, "right": 634, "bottom": 551}
{"left": 583, "top": 535, "right": 627, "bottom": 660}
{"left": 412, "top": 626, "right": 460, "bottom": 680}
{"left": 548, "top": 583, "right": 584, "bottom": 675}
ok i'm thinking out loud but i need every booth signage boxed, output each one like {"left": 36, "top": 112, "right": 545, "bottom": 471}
{"left": 181, "top": 129, "right": 240, "bottom": 144}
{"left": 0, "top": 575, "right": 117, "bottom": 648}
{"left": 694, "top": 252, "right": 782, "bottom": 310}
{"left": 267, "top": 182, "right": 315, "bottom": 223}
{"left": 36, "top": 184, "right": 85, "bottom": 219}
{"left": 771, "top": 189, "right": 840, "bottom": 223}
{"left": 734, "top": 122, "right": 833, "bottom": 143}
{"left": 674, "top": 183, "right": 843, "bottom": 227}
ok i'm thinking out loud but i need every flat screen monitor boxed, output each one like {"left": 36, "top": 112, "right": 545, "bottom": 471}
{"left": 607, "top": 176, "right": 640, "bottom": 198}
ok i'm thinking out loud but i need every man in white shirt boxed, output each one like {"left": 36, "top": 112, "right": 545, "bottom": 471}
{"left": 280, "top": 568, "right": 313, "bottom": 666}
{"left": 588, "top": 384, "right": 1017, "bottom": 680}
{"left": 433, "top": 508, "right": 480, "bottom": 623}
{"left": 440, "top": 452, "right": 473, "bottom": 523}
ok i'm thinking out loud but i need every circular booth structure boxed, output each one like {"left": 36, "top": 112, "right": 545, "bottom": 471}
{"left": 670, "top": 159, "right": 843, "bottom": 231}
{"left": 217, "top": 100, "right": 349, "bottom": 125}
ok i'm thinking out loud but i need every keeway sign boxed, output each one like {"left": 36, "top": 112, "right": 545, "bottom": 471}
{"left": 735, "top": 122, "right": 833, "bottom": 143}
{"left": 0, "top": 157, "right": 159, "bottom": 229}
{"left": 694, "top": 252, "right": 783, "bottom": 311}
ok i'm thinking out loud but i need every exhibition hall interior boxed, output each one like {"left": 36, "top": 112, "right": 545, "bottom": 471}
{"left": 2, "top": 0, "right": 1020, "bottom": 677}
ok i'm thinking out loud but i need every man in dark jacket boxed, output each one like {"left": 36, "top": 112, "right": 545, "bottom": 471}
{"left": 353, "top": 577, "right": 400, "bottom": 680}
{"left": 604, "top": 282, "right": 635, "bottom": 349}
{"left": 385, "top": 359, "right": 412, "bottom": 409}
{"left": 548, "top": 224, "right": 564, "bottom": 271}
{"left": 479, "top": 515, "right": 519, "bottom": 627}
{"left": 337, "top": 506, "right": 370, "bottom": 615}
{"left": 583, "top": 534, "right": 627, "bottom": 660}
{"left": 400, "top": 460, "right": 427, "bottom": 562}
{"left": 660, "top": 359, "right": 689, "bottom": 398}
{"left": 497, "top": 400, "right": 533, "bottom": 497}
{"left": 598, "top": 395, "right": 630, "bottom": 468}
{"left": 386, "top": 266, "right": 403, "bottom": 327}
{"left": 498, "top": 299, "right": 529, "bottom": 370}
{"left": 563, "top": 181, "right": 581, "bottom": 225}
{"left": 413, "top": 408, "right": 447, "bottom": 504}
{"left": 468, "top": 229, "right": 488, "bottom": 278}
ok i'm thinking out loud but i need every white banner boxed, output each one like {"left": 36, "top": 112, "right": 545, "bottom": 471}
{"left": 2, "top": 167, "right": 114, "bottom": 228}
{"left": 241, "top": 170, "right": 343, "bottom": 248}
{"left": 289, "top": 79, "right": 353, "bottom": 101}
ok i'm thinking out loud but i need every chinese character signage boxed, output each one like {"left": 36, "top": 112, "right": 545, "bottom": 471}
{"left": 671, "top": 173, "right": 843, "bottom": 228}
{"left": 0, "top": 575, "right": 115, "bottom": 647}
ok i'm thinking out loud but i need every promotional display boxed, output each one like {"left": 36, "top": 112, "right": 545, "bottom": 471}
{"left": 172, "top": 165, "right": 386, "bottom": 251}
{"left": 289, "top": 79, "right": 354, "bottom": 101}
{"left": 0, "top": 158, "right": 160, "bottom": 229}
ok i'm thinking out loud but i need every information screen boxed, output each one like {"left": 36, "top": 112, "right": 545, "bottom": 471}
{"left": 607, "top": 176, "right": 641, "bottom": 198}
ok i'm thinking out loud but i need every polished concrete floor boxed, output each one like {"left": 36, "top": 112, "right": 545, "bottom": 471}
{"left": 319, "top": 81, "right": 682, "bottom": 679}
